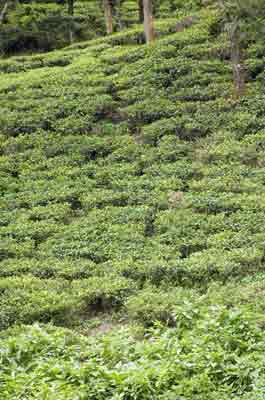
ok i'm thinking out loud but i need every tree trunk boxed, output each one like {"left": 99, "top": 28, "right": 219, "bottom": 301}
{"left": 0, "top": 0, "right": 9, "bottom": 25}
{"left": 68, "top": 0, "right": 74, "bottom": 44}
{"left": 113, "top": 0, "right": 123, "bottom": 31}
{"left": 103, "top": 0, "right": 113, "bottom": 35}
{"left": 138, "top": 0, "right": 144, "bottom": 23}
{"left": 231, "top": 28, "right": 246, "bottom": 98}
{"left": 143, "top": 0, "right": 155, "bottom": 43}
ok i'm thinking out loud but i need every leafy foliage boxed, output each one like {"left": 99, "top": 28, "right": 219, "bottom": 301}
{"left": 1, "top": 0, "right": 265, "bottom": 398}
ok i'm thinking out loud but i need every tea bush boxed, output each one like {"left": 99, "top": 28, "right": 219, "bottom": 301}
{"left": 2, "top": 296, "right": 265, "bottom": 399}
{"left": 1, "top": 2, "right": 265, "bottom": 397}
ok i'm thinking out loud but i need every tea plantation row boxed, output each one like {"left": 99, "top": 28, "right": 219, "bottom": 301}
{"left": 1, "top": 4, "right": 265, "bottom": 398}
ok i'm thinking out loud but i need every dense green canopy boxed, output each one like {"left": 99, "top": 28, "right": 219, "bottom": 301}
{"left": 1, "top": 0, "right": 265, "bottom": 398}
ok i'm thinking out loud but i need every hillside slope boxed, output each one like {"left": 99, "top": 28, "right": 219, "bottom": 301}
{"left": 0, "top": 0, "right": 189, "bottom": 55}
{"left": 2, "top": 4, "right": 265, "bottom": 399}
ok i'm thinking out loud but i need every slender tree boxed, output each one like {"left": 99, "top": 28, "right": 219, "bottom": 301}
{"left": 143, "top": 0, "right": 155, "bottom": 43}
{"left": 230, "top": 21, "right": 246, "bottom": 98}
{"left": 113, "top": 0, "right": 124, "bottom": 31}
{"left": 0, "top": 0, "right": 9, "bottom": 25}
{"left": 67, "top": 0, "right": 74, "bottom": 43}
{"left": 138, "top": 0, "right": 144, "bottom": 23}
{"left": 221, "top": 0, "right": 265, "bottom": 98}
{"left": 103, "top": 0, "right": 113, "bottom": 34}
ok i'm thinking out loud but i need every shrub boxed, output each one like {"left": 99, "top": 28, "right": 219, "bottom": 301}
{"left": 126, "top": 285, "right": 198, "bottom": 328}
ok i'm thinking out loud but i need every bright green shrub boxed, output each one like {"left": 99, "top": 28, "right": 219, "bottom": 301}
{"left": 1, "top": 302, "right": 265, "bottom": 399}
{"left": 1, "top": 4, "right": 265, "bottom": 398}
{"left": 0, "top": 257, "right": 98, "bottom": 279}
{"left": 73, "top": 275, "right": 137, "bottom": 312}
{"left": 126, "top": 285, "right": 198, "bottom": 327}
{"left": 0, "top": 276, "right": 78, "bottom": 330}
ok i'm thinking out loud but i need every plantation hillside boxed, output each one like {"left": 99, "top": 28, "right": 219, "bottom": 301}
{"left": 2, "top": 0, "right": 265, "bottom": 398}
{"left": 0, "top": 0, "right": 185, "bottom": 55}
